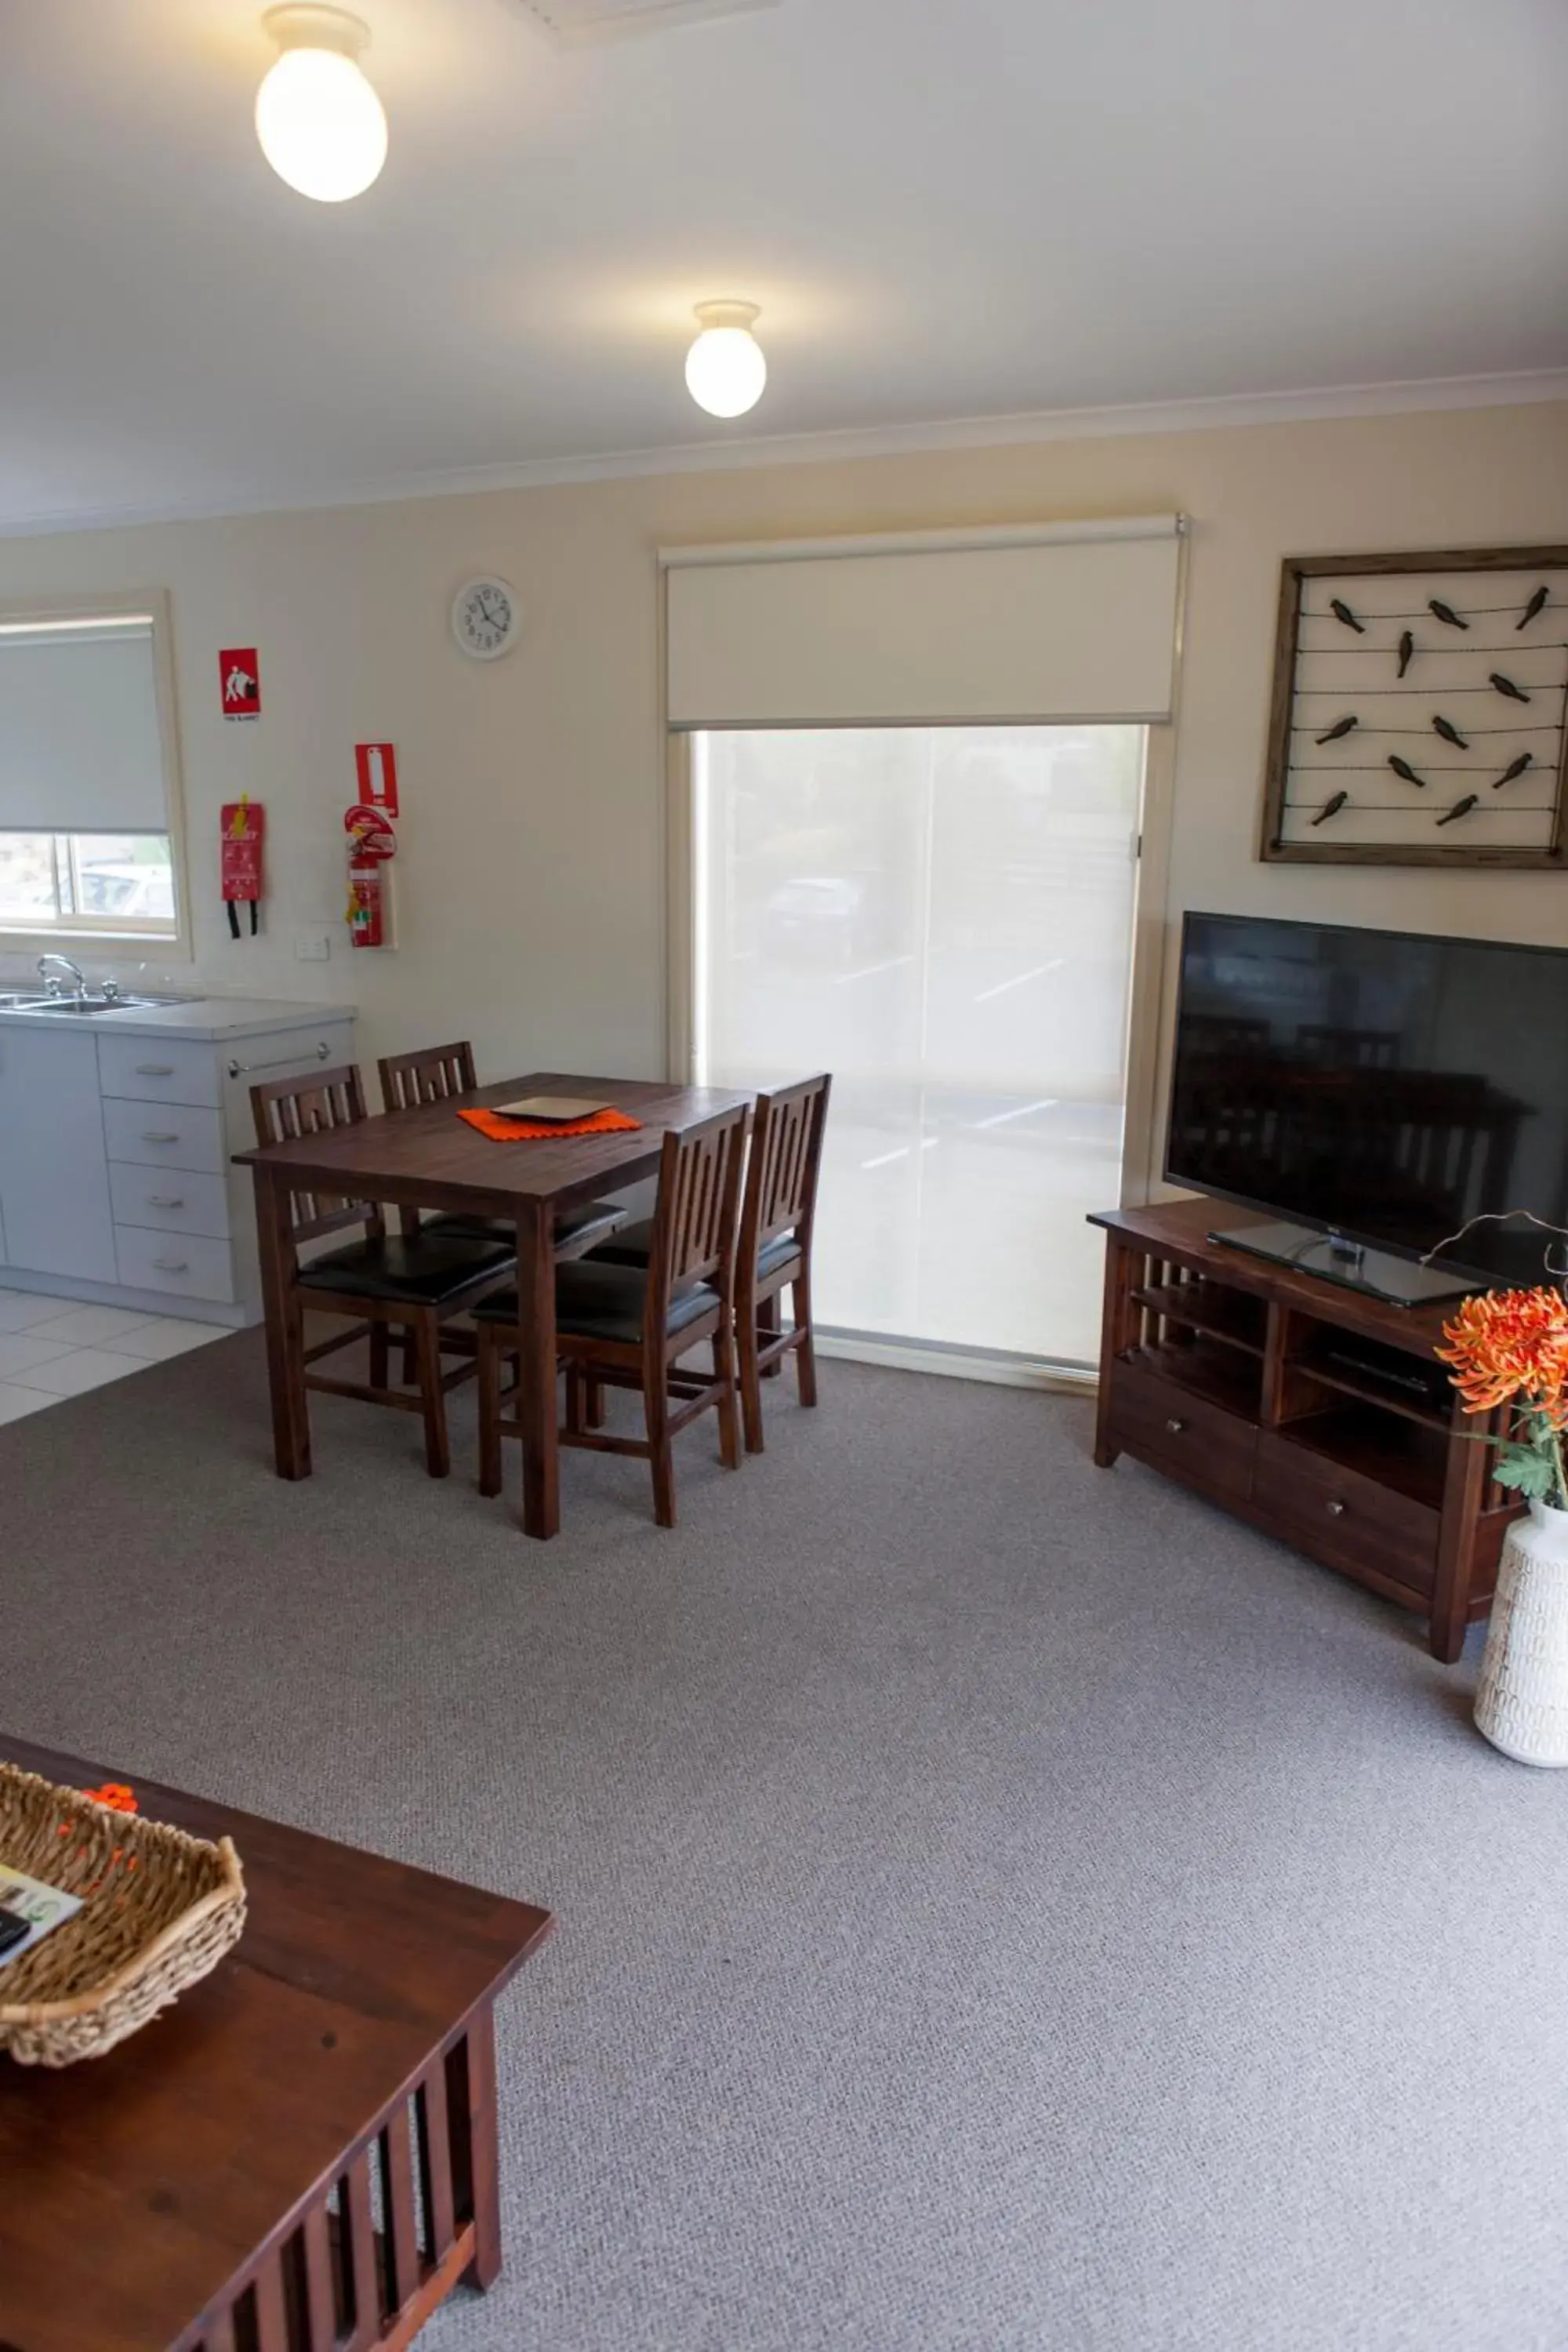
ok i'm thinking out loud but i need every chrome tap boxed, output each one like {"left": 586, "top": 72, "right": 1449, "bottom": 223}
{"left": 37, "top": 953, "right": 86, "bottom": 1000}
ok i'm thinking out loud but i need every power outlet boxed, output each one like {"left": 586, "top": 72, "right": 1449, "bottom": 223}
{"left": 294, "top": 932, "right": 331, "bottom": 962}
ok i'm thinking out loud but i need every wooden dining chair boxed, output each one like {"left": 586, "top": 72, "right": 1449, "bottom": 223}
{"left": 590, "top": 1073, "right": 831, "bottom": 1453}
{"left": 475, "top": 1102, "right": 749, "bottom": 1527}
{"left": 733, "top": 1072, "right": 832, "bottom": 1452}
{"left": 377, "top": 1040, "right": 626, "bottom": 1261}
{"left": 250, "top": 1065, "right": 515, "bottom": 1479}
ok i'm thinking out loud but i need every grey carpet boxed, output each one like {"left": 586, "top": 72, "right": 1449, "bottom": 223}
{"left": 3, "top": 1334, "right": 1566, "bottom": 2352}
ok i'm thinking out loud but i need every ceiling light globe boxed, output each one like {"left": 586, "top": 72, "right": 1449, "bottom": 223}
{"left": 685, "top": 303, "right": 767, "bottom": 419}
{"left": 256, "top": 28, "right": 387, "bottom": 203}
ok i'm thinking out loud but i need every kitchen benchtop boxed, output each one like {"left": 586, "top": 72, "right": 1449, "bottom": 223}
{"left": 0, "top": 996, "right": 354, "bottom": 1042}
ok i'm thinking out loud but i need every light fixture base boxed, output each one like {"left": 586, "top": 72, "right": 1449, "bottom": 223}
{"left": 693, "top": 299, "right": 761, "bottom": 332}
{"left": 262, "top": 3, "right": 371, "bottom": 57}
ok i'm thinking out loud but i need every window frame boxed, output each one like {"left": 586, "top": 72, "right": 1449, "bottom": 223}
{"left": 0, "top": 588, "right": 192, "bottom": 958}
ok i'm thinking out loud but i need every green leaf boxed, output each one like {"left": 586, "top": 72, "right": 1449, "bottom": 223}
{"left": 1493, "top": 1443, "right": 1557, "bottom": 1498}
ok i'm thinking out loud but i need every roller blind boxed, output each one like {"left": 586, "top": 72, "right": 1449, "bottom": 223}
{"left": 0, "top": 618, "right": 170, "bottom": 833}
{"left": 663, "top": 517, "right": 1184, "bottom": 729}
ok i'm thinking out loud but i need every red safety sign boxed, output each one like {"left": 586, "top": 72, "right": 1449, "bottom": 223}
{"left": 354, "top": 741, "right": 399, "bottom": 815}
{"left": 220, "top": 648, "right": 260, "bottom": 720}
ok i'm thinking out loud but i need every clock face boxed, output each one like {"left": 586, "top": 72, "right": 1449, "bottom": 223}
{"left": 452, "top": 576, "right": 519, "bottom": 661}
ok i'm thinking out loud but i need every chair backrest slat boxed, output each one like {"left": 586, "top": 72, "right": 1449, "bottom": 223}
{"left": 250, "top": 1063, "right": 379, "bottom": 1245}
{"left": 739, "top": 1073, "right": 832, "bottom": 1276}
{"left": 644, "top": 1104, "right": 750, "bottom": 1328}
{"left": 378, "top": 1040, "right": 478, "bottom": 1112}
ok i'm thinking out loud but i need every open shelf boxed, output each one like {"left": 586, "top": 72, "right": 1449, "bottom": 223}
{"left": 1276, "top": 1404, "right": 1449, "bottom": 1511}
{"left": 1120, "top": 1337, "right": 1261, "bottom": 1417}
{"left": 1131, "top": 1279, "right": 1267, "bottom": 1356}
{"left": 1291, "top": 1330, "right": 1452, "bottom": 1431}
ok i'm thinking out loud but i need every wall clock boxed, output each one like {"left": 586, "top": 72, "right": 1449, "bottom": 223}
{"left": 451, "top": 576, "right": 521, "bottom": 661}
{"left": 1259, "top": 544, "right": 1568, "bottom": 867}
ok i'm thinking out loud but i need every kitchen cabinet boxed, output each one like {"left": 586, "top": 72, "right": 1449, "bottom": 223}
{"left": 0, "top": 1000, "right": 354, "bottom": 1323}
{"left": 0, "top": 1025, "right": 118, "bottom": 1281}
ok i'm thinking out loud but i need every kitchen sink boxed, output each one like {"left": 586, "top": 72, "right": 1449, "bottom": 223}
{"left": 0, "top": 993, "right": 54, "bottom": 1010}
{"left": 27, "top": 993, "right": 187, "bottom": 1014}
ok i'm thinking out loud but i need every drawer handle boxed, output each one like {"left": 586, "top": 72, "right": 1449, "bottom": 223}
{"left": 142, "top": 1131, "right": 181, "bottom": 1144}
{"left": 136, "top": 1063, "right": 176, "bottom": 1076}
{"left": 1327, "top": 1500, "right": 1347, "bottom": 1517}
{"left": 147, "top": 1195, "right": 186, "bottom": 1209}
{"left": 1165, "top": 1416, "right": 1187, "bottom": 1435}
{"left": 152, "top": 1255, "right": 189, "bottom": 1272}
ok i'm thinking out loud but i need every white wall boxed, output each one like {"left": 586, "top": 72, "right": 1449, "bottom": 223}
{"left": 0, "top": 398, "right": 1563, "bottom": 1097}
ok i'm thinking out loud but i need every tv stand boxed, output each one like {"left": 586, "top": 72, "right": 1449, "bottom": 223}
{"left": 1209, "top": 1216, "right": 1475, "bottom": 1307}
{"left": 1088, "top": 1199, "right": 1519, "bottom": 1662}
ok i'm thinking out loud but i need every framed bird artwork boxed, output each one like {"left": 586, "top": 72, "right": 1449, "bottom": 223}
{"left": 1259, "top": 544, "right": 1568, "bottom": 866}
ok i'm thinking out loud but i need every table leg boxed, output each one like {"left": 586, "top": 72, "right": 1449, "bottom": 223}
{"left": 514, "top": 1196, "right": 559, "bottom": 1538}
{"left": 252, "top": 1167, "right": 310, "bottom": 1479}
{"left": 448, "top": 2007, "right": 504, "bottom": 2290}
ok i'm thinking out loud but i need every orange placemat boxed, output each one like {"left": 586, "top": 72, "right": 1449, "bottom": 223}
{"left": 458, "top": 1106, "right": 644, "bottom": 1142}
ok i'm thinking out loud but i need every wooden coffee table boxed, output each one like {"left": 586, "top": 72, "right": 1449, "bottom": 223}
{"left": 0, "top": 1735, "right": 552, "bottom": 2352}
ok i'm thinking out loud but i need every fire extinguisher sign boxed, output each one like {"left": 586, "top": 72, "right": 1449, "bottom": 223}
{"left": 354, "top": 742, "right": 399, "bottom": 815}
{"left": 220, "top": 648, "right": 260, "bottom": 720}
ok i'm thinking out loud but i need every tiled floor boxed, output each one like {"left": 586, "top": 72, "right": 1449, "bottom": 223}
{"left": 0, "top": 1287, "right": 227, "bottom": 1423}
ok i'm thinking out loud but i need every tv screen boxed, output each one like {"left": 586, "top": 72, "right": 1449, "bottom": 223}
{"left": 1167, "top": 912, "right": 1568, "bottom": 1290}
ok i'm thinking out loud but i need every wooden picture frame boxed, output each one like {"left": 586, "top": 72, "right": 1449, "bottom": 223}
{"left": 1259, "top": 545, "right": 1568, "bottom": 867}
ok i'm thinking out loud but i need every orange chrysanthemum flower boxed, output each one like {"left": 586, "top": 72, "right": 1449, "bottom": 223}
{"left": 1438, "top": 1287, "right": 1568, "bottom": 1429}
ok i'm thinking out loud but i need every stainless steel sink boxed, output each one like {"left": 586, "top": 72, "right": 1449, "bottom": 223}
{"left": 0, "top": 992, "right": 55, "bottom": 1010}
{"left": 27, "top": 993, "right": 187, "bottom": 1014}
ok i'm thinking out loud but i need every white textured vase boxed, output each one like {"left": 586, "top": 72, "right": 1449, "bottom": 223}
{"left": 1474, "top": 1500, "right": 1568, "bottom": 1766}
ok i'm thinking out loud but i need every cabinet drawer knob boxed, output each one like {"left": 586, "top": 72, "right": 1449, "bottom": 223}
{"left": 147, "top": 1196, "right": 185, "bottom": 1210}
{"left": 135, "top": 1063, "right": 176, "bottom": 1077}
{"left": 152, "top": 1256, "right": 189, "bottom": 1273}
{"left": 1327, "top": 1499, "right": 1347, "bottom": 1517}
{"left": 143, "top": 1131, "right": 180, "bottom": 1144}
{"left": 1165, "top": 1416, "right": 1187, "bottom": 1435}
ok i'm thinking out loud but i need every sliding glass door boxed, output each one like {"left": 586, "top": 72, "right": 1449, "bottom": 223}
{"left": 691, "top": 724, "right": 1145, "bottom": 1367}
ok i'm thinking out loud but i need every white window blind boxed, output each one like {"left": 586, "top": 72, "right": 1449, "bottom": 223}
{"left": 663, "top": 517, "right": 1184, "bottom": 730}
{"left": 0, "top": 618, "right": 169, "bottom": 833}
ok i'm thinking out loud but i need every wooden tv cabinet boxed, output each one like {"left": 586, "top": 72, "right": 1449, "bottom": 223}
{"left": 1088, "top": 1199, "right": 1521, "bottom": 1662}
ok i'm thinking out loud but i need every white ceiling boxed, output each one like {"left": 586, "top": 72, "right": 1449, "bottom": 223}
{"left": 1, "top": 0, "right": 1565, "bottom": 532}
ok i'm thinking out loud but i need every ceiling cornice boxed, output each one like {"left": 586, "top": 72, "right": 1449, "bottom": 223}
{"left": 2, "top": 367, "right": 1564, "bottom": 543}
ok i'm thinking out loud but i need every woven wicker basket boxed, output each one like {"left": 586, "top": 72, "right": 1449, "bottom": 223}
{"left": 0, "top": 1764, "right": 245, "bottom": 2067}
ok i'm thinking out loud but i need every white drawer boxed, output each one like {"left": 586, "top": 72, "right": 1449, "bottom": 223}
{"left": 99, "top": 1033, "right": 220, "bottom": 1109}
{"left": 110, "top": 1161, "right": 231, "bottom": 1240}
{"left": 114, "top": 1223, "right": 235, "bottom": 1303}
{"left": 100, "top": 1097, "right": 226, "bottom": 1174}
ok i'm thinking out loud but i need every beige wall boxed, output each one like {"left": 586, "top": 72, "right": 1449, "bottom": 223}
{"left": 0, "top": 398, "right": 1563, "bottom": 1133}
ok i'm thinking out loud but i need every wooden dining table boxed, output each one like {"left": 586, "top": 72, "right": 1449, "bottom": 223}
{"left": 234, "top": 1070, "right": 750, "bottom": 1537}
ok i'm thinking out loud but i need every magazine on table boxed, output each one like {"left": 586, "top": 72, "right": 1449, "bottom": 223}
{"left": 0, "top": 1864, "right": 82, "bottom": 1966}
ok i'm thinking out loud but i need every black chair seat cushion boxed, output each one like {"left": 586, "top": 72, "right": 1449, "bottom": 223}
{"left": 476, "top": 1261, "right": 720, "bottom": 1346}
{"left": 589, "top": 1218, "right": 799, "bottom": 1279}
{"left": 299, "top": 1232, "right": 513, "bottom": 1308}
{"left": 424, "top": 1200, "right": 624, "bottom": 1253}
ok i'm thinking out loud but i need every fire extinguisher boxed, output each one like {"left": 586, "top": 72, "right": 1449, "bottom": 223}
{"left": 343, "top": 804, "right": 397, "bottom": 949}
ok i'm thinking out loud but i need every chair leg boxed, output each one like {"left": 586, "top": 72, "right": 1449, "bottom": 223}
{"left": 737, "top": 1300, "right": 765, "bottom": 1456}
{"left": 368, "top": 1317, "right": 390, "bottom": 1394}
{"left": 477, "top": 1328, "right": 504, "bottom": 1498}
{"left": 564, "top": 1363, "right": 586, "bottom": 1436}
{"left": 585, "top": 1374, "right": 607, "bottom": 1429}
{"left": 793, "top": 1272, "right": 818, "bottom": 1408}
{"left": 645, "top": 1370, "right": 677, "bottom": 1529}
{"left": 713, "top": 1316, "right": 742, "bottom": 1472}
{"left": 401, "top": 1326, "right": 417, "bottom": 1386}
{"left": 758, "top": 1290, "right": 783, "bottom": 1377}
{"left": 412, "top": 1312, "right": 451, "bottom": 1479}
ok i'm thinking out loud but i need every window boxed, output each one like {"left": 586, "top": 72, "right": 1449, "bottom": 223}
{"left": 0, "top": 604, "right": 184, "bottom": 944}
{"left": 691, "top": 724, "right": 1145, "bottom": 1367}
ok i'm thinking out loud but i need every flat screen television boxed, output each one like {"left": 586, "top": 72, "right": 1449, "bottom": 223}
{"left": 1167, "top": 911, "right": 1568, "bottom": 1302}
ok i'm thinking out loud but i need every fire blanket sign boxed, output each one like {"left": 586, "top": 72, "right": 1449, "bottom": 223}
{"left": 220, "top": 648, "right": 260, "bottom": 720}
